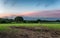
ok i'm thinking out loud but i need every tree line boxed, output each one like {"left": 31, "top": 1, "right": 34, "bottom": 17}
{"left": 0, "top": 16, "right": 60, "bottom": 23}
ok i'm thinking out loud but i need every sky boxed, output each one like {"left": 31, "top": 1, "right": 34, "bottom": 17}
{"left": 0, "top": 0, "right": 60, "bottom": 18}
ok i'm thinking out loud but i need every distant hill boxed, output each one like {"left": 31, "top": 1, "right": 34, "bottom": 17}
{"left": 1, "top": 16, "right": 60, "bottom": 21}
{"left": 23, "top": 16, "right": 60, "bottom": 21}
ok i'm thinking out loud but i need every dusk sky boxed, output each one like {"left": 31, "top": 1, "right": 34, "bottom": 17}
{"left": 0, "top": 0, "right": 60, "bottom": 18}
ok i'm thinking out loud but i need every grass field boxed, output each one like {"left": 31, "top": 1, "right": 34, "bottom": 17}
{"left": 0, "top": 23, "right": 60, "bottom": 31}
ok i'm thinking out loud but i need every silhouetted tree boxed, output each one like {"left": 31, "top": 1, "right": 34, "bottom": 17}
{"left": 0, "top": 18, "right": 13, "bottom": 23}
{"left": 37, "top": 19, "right": 41, "bottom": 23}
{"left": 15, "top": 16, "right": 24, "bottom": 23}
{"left": 56, "top": 20, "right": 60, "bottom": 22}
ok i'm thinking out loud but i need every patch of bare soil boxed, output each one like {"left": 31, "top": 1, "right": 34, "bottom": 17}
{"left": 0, "top": 26, "right": 60, "bottom": 38}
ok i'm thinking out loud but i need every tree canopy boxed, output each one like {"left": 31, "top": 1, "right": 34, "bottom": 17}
{"left": 14, "top": 16, "right": 24, "bottom": 23}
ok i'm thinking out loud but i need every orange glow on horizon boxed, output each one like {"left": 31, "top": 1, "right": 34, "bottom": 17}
{"left": 0, "top": 11, "right": 36, "bottom": 18}
{"left": 0, "top": 10, "right": 60, "bottom": 18}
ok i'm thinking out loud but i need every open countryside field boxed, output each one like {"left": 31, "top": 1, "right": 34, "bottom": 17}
{"left": 0, "top": 23, "right": 60, "bottom": 30}
{"left": 0, "top": 23, "right": 60, "bottom": 38}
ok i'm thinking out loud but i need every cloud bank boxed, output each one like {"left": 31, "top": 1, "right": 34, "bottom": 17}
{"left": 0, "top": 10, "right": 60, "bottom": 18}
{"left": 0, "top": 0, "right": 60, "bottom": 18}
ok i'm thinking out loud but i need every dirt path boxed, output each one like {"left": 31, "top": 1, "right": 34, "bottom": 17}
{"left": 0, "top": 26, "right": 60, "bottom": 38}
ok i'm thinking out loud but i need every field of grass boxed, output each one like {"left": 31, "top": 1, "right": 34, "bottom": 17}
{"left": 0, "top": 23, "right": 60, "bottom": 31}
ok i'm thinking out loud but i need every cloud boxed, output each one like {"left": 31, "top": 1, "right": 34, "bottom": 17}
{"left": 3, "top": 0, "right": 26, "bottom": 6}
{"left": 3, "top": 0, "right": 59, "bottom": 7}
{"left": 21, "top": 10, "right": 60, "bottom": 17}
{"left": 0, "top": 10, "right": 60, "bottom": 18}
{"left": 36, "top": 0, "right": 58, "bottom": 7}
{"left": 1, "top": 0, "right": 60, "bottom": 16}
{"left": 0, "top": 0, "right": 4, "bottom": 13}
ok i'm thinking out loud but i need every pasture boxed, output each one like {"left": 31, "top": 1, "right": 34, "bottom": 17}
{"left": 0, "top": 23, "right": 60, "bottom": 31}
{"left": 0, "top": 23, "right": 60, "bottom": 38}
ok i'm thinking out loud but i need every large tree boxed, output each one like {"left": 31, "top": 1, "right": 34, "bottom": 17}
{"left": 37, "top": 19, "right": 41, "bottom": 23}
{"left": 15, "top": 16, "right": 24, "bottom": 23}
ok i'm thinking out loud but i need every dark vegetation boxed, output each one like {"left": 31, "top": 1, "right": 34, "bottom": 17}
{"left": 0, "top": 16, "right": 60, "bottom": 23}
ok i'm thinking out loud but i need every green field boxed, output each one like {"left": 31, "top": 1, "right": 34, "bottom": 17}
{"left": 0, "top": 23, "right": 60, "bottom": 31}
